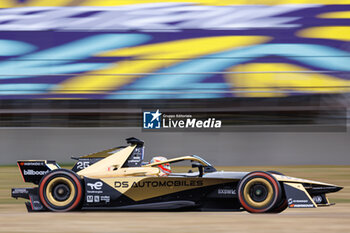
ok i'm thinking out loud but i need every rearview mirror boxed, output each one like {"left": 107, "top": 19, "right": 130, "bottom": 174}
{"left": 192, "top": 162, "right": 204, "bottom": 177}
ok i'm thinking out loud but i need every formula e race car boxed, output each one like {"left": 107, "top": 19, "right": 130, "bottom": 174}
{"left": 12, "top": 138, "right": 342, "bottom": 213}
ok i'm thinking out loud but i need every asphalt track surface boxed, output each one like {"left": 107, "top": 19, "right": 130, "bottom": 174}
{"left": 0, "top": 204, "right": 350, "bottom": 233}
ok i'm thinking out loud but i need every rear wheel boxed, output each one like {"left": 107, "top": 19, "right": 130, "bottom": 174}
{"left": 238, "top": 171, "right": 282, "bottom": 213}
{"left": 39, "top": 169, "right": 83, "bottom": 212}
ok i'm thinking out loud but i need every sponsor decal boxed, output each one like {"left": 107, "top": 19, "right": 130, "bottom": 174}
{"left": 22, "top": 162, "right": 44, "bottom": 166}
{"left": 125, "top": 147, "right": 144, "bottom": 166}
{"left": 143, "top": 109, "right": 221, "bottom": 130}
{"left": 87, "top": 195, "right": 108, "bottom": 203}
{"left": 87, "top": 181, "right": 103, "bottom": 190}
{"left": 23, "top": 170, "right": 49, "bottom": 176}
{"left": 218, "top": 189, "right": 236, "bottom": 195}
{"left": 32, "top": 200, "right": 43, "bottom": 209}
{"left": 313, "top": 195, "right": 323, "bottom": 204}
{"left": 12, "top": 188, "right": 28, "bottom": 194}
{"left": 86, "top": 195, "right": 93, "bottom": 203}
{"left": 114, "top": 180, "right": 203, "bottom": 188}
{"left": 284, "top": 183, "right": 316, "bottom": 208}
{"left": 291, "top": 199, "right": 309, "bottom": 203}
{"left": 288, "top": 198, "right": 314, "bottom": 207}
{"left": 100, "top": 196, "right": 111, "bottom": 203}
{"left": 128, "top": 159, "right": 141, "bottom": 163}
{"left": 291, "top": 204, "right": 315, "bottom": 208}
{"left": 87, "top": 189, "right": 103, "bottom": 194}
{"left": 87, "top": 195, "right": 109, "bottom": 203}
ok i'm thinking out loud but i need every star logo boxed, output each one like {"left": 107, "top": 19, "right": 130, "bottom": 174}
{"left": 143, "top": 109, "right": 162, "bottom": 129}
{"left": 150, "top": 109, "right": 161, "bottom": 122}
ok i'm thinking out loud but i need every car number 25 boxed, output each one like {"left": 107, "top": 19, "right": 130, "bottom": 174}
{"left": 77, "top": 161, "right": 90, "bottom": 170}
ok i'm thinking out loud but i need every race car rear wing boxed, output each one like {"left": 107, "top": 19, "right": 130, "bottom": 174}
{"left": 17, "top": 160, "right": 60, "bottom": 184}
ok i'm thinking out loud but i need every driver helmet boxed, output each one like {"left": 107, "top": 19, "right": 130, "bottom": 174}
{"left": 150, "top": 156, "right": 171, "bottom": 176}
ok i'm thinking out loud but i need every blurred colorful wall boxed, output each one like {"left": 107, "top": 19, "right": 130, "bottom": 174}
{"left": 0, "top": 0, "right": 350, "bottom": 99}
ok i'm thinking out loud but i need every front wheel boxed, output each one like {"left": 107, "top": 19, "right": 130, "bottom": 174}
{"left": 267, "top": 170, "right": 284, "bottom": 176}
{"left": 268, "top": 198, "right": 288, "bottom": 213}
{"left": 238, "top": 171, "right": 282, "bottom": 213}
{"left": 39, "top": 169, "right": 83, "bottom": 212}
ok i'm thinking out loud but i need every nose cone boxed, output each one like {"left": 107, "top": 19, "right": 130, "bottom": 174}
{"left": 334, "top": 186, "right": 343, "bottom": 192}
{"left": 329, "top": 185, "right": 343, "bottom": 192}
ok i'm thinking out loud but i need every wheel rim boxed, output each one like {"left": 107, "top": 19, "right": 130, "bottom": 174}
{"left": 46, "top": 177, "right": 76, "bottom": 207}
{"left": 52, "top": 183, "right": 70, "bottom": 201}
{"left": 243, "top": 178, "right": 274, "bottom": 208}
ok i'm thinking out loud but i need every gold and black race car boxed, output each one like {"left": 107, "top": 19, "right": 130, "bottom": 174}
{"left": 12, "top": 138, "right": 342, "bottom": 213}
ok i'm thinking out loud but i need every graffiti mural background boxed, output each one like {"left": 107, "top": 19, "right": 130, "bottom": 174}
{"left": 0, "top": 0, "right": 350, "bottom": 99}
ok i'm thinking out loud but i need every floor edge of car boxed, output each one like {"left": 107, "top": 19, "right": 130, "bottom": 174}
{"left": 82, "top": 200, "right": 196, "bottom": 210}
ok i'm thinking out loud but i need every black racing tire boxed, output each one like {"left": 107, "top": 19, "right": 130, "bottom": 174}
{"left": 39, "top": 169, "right": 83, "bottom": 212}
{"left": 266, "top": 171, "right": 288, "bottom": 213}
{"left": 267, "top": 170, "right": 285, "bottom": 176}
{"left": 238, "top": 171, "right": 282, "bottom": 213}
{"left": 268, "top": 198, "right": 288, "bottom": 213}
